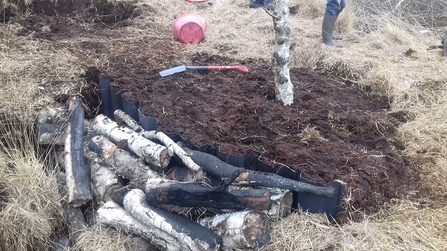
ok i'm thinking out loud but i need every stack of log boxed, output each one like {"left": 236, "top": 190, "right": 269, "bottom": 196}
{"left": 37, "top": 97, "right": 337, "bottom": 251}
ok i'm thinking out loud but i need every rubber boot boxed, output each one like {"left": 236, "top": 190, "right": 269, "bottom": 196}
{"left": 322, "top": 14, "right": 342, "bottom": 48}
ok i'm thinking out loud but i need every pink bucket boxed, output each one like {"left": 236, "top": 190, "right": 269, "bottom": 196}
{"left": 171, "top": 13, "right": 207, "bottom": 44}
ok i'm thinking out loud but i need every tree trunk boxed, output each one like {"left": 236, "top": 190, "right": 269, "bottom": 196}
{"left": 199, "top": 210, "right": 271, "bottom": 251}
{"left": 92, "top": 114, "right": 170, "bottom": 171}
{"left": 123, "top": 189, "right": 223, "bottom": 251}
{"left": 64, "top": 98, "right": 92, "bottom": 207}
{"left": 271, "top": 0, "right": 293, "bottom": 105}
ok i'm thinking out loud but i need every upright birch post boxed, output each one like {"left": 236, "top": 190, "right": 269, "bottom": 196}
{"left": 270, "top": 0, "right": 294, "bottom": 105}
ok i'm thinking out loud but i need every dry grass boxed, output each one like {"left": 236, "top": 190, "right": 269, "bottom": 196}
{"left": 1, "top": 0, "right": 447, "bottom": 250}
{"left": 0, "top": 115, "right": 63, "bottom": 251}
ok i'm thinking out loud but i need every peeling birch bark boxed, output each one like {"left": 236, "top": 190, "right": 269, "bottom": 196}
{"left": 123, "top": 189, "right": 222, "bottom": 251}
{"left": 271, "top": 0, "right": 294, "bottom": 105}
{"left": 89, "top": 156, "right": 123, "bottom": 204}
{"left": 114, "top": 109, "right": 205, "bottom": 181}
{"left": 92, "top": 114, "right": 170, "bottom": 171}
{"left": 199, "top": 210, "right": 271, "bottom": 250}
{"left": 97, "top": 201, "right": 176, "bottom": 250}
{"left": 64, "top": 97, "right": 92, "bottom": 207}
{"left": 88, "top": 135, "right": 162, "bottom": 188}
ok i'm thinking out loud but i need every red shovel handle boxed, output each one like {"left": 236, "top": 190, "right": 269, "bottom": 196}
{"left": 206, "top": 65, "right": 249, "bottom": 73}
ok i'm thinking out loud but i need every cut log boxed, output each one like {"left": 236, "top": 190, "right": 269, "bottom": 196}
{"left": 88, "top": 135, "right": 271, "bottom": 210}
{"left": 56, "top": 172, "right": 87, "bottom": 245}
{"left": 181, "top": 145, "right": 336, "bottom": 198}
{"left": 114, "top": 109, "right": 205, "bottom": 181}
{"left": 89, "top": 155, "right": 124, "bottom": 204}
{"left": 92, "top": 114, "right": 170, "bottom": 171}
{"left": 262, "top": 187, "right": 293, "bottom": 221}
{"left": 199, "top": 210, "right": 271, "bottom": 250}
{"left": 37, "top": 123, "right": 66, "bottom": 146}
{"left": 228, "top": 186, "right": 292, "bottom": 220}
{"left": 37, "top": 106, "right": 68, "bottom": 125}
{"left": 88, "top": 135, "right": 162, "bottom": 188}
{"left": 123, "top": 189, "right": 223, "bottom": 251}
{"left": 64, "top": 97, "right": 92, "bottom": 207}
{"left": 144, "top": 177, "right": 271, "bottom": 211}
{"left": 97, "top": 201, "right": 177, "bottom": 250}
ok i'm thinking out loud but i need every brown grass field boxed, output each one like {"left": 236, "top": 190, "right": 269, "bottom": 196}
{"left": 1, "top": 0, "right": 447, "bottom": 250}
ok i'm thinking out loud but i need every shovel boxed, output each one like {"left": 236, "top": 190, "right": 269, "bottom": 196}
{"left": 159, "top": 65, "right": 249, "bottom": 77}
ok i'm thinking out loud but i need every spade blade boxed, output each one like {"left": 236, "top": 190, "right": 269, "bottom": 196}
{"left": 159, "top": 65, "right": 187, "bottom": 77}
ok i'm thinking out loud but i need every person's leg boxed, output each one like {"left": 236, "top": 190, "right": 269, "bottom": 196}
{"left": 322, "top": 0, "right": 343, "bottom": 47}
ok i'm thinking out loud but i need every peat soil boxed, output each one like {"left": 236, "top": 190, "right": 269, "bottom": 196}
{"left": 8, "top": 2, "right": 419, "bottom": 222}
{"left": 110, "top": 54, "right": 419, "bottom": 221}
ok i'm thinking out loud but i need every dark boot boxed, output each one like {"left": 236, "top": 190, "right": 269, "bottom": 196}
{"left": 322, "top": 14, "right": 342, "bottom": 48}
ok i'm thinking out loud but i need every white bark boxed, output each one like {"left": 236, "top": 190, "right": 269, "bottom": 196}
{"left": 272, "top": 0, "right": 294, "bottom": 106}
{"left": 123, "top": 189, "right": 222, "bottom": 251}
{"left": 37, "top": 106, "right": 68, "bottom": 124}
{"left": 92, "top": 114, "right": 170, "bottom": 170}
{"left": 262, "top": 187, "right": 293, "bottom": 221}
{"left": 113, "top": 109, "right": 205, "bottom": 181}
{"left": 97, "top": 201, "right": 175, "bottom": 250}
{"left": 89, "top": 156, "right": 123, "bottom": 204}
{"left": 199, "top": 210, "right": 271, "bottom": 250}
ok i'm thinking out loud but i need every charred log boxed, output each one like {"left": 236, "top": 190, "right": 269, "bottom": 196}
{"left": 89, "top": 136, "right": 271, "bottom": 211}
{"left": 64, "top": 97, "right": 92, "bottom": 207}
{"left": 124, "top": 189, "right": 223, "bottom": 251}
{"left": 182, "top": 145, "right": 336, "bottom": 198}
{"left": 57, "top": 172, "right": 87, "bottom": 246}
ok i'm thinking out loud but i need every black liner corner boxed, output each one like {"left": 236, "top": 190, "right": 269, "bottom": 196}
{"left": 98, "top": 77, "right": 345, "bottom": 218}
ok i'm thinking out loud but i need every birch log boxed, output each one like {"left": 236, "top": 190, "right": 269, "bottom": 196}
{"left": 65, "top": 97, "right": 92, "bottom": 207}
{"left": 124, "top": 189, "right": 222, "bottom": 251}
{"left": 37, "top": 123, "right": 66, "bottom": 146}
{"left": 114, "top": 109, "right": 205, "bottom": 181}
{"left": 37, "top": 106, "right": 68, "bottom": 125}
{"left": 92, "top": 114, "right": 170, "bottom": 171}
{"left": 199, "top": 210, "right": 271, "bottom": 250}
{"left": 271, "top": 0, "right": 293, "bottom": 105}
{"left": 88, "top": 136, "right": 270, "bottom": 210}
{"left": 97, "top": 201, "right": 177, "bottom": 250}
{"left": 182, "top": 145, "right": 336, "bottom": 198}
{"left": 57, "top": 172, "right": 87, "bottom": 245}
{"left": 89, "top": 157, "right": 124, "bottom": 204}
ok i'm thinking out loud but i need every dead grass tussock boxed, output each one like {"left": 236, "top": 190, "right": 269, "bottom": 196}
{"left": 0, "top": 116, "right": 63, "bottom": 251}
{"left": 265, "top": 199, "right": 447, "bottom": 250}
{"left": 73, "top": 226, "right": 138, "bottom": 251}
